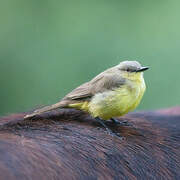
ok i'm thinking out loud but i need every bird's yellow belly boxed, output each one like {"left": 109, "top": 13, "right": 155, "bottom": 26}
{"left": 68, "top": 82, "right": 146, "bottom": 120}
{"left": 89, "top": 84, "right": 145, "bottom": 119}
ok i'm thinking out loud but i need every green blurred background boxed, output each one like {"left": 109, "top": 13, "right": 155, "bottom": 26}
{"left": 0, "top": 0, "right": 180, "bottom": 116}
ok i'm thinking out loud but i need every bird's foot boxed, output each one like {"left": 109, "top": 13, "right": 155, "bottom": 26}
{"left": 95, "top": 117, "right": 113, "bottom": 134}
{"left": 111, "top": 118, "right": 131, "bottom": 126}
{"left": 95, "top": 117, "right": 124, "bottom": 139}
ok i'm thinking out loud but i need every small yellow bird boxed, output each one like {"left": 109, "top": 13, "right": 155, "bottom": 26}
{"left": 25, "top": 61, "right": 149, "bottom": 132}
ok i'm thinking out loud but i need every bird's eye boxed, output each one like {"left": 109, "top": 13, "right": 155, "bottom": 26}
{"left": 126, "top": 68, "right": 130, "bottom": 72}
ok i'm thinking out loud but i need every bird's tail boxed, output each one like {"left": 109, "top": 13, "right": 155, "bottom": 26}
{"left": 24, "top": 101, "right": 67, "bottom": 119}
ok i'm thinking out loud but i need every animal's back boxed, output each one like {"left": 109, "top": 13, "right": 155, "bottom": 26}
{"left": 0, "top": 107, "right": 179, "bottom": 180}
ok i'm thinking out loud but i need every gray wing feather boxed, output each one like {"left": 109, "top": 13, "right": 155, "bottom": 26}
{"left": 63, "top": 70, "right": 125, "bottom": 101}
{"left": 63, "top": 82, "right": 92, "bottom": 100}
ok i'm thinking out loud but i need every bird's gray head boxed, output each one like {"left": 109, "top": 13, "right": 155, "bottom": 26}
{"left": 118, "top": 61, "right": 149, "bottom": 73}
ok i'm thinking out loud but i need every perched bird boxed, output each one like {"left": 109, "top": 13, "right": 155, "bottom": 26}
{"left": 25, "top": 61, "right": 149, "bottom": 133}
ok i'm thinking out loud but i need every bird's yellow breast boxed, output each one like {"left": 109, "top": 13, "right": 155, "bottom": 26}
{"left": 68, "top": 73, "right": 146, "bottom": 120}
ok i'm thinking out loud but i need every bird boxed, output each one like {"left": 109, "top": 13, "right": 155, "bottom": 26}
{"left": 25, "top": 61, "right": 149, "bottom": 133}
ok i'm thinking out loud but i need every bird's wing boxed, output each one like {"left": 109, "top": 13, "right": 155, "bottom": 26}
{"left": 63, "top": 71, "right": 125, "bottom": 101}
{"left": 63, "top": 82, "right": 93, "bottom": 100}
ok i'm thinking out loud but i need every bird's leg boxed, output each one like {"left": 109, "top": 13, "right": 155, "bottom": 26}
{"left": 111, "top": 118, "right": 130, "bottom": 126}
{"left": 95, "top": 117, "right": 114, "bottom": 135}
{"left": 95, "top": 117, "right": 124, "bottom": 139}
{"left": 111, "top": 118, "right": 121, "bottom": 124}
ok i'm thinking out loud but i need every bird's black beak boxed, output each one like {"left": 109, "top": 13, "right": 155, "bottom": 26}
{"left": 136, "top": 67, "right": 149, "bottom": 72}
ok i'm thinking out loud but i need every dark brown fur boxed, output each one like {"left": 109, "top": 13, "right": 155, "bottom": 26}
{"left": 0, "top": 107, "right": 180, "bottom": 180}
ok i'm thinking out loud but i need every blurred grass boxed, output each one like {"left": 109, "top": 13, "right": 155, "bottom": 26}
{"left": 0, "top": 0, "right": 180, "bottom": 115}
